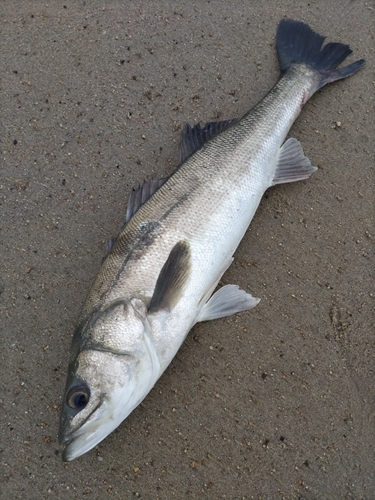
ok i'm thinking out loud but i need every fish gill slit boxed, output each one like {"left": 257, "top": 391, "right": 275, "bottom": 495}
{"left": 142, "top": 320, "right": 161, "bottom": 383}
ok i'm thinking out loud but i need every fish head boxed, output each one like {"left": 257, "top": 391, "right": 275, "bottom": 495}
{"left": 59, "top": 298, "right": 159, "bottom": 461}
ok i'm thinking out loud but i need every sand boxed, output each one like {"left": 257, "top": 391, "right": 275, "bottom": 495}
{"left": 1, "top": 1, "right": 374, "bottom": 498}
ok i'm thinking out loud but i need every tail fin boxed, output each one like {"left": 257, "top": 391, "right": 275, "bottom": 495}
{"left": 277, "top": 19, "right": 365, "bottom": 87}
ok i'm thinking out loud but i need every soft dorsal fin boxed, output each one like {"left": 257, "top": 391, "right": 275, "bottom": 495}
{"left": 179, "top": 119, "right": 238, "bottom": 163}
{"left": 126, "top": 177, "right": 166, "bottom": 222}
{"left": 148, "top": 240, "right": 191, "bottom": 313}
{"left": 125, "top": 119, "right": 237, "bottom": 222}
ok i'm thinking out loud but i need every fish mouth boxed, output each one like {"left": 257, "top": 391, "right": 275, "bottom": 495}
{"left": 61, "top": 431, "right": 98, "bottom": 462}
{"left": 60, "top": 400, "right": 108, "bottom": 461}
{"left": 61, "top": 419, "right": 107, "bottom": 462}
{"left": 61, "top": 436, "right": 76, "bottom": 462}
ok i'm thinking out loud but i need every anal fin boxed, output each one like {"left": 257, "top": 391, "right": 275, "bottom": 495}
{"left": 272, "top": 138, "right": 317, "bottom": 186}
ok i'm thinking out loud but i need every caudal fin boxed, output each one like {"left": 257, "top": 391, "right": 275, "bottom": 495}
{"left": 277, "top": 19, "right": 365, "bottom": 87}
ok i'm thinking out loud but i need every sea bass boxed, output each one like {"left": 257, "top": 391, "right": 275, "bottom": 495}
{"left": 59, "top": 19, "right": 364, "bottom": 461}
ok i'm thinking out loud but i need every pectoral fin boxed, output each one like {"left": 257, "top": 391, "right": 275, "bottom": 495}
{"left": 148, "top": 241, "right": 191, "bottom": 313}
{"left": 196, "top": 284, "right": 260, "bottom": 323}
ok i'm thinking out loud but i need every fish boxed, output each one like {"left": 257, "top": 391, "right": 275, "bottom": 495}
{"left": 59, "top": 19, "right": 365, "bottom": 461}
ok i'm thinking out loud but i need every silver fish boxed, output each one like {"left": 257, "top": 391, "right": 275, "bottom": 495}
{"left": 59, "top": 19, "right": 364, "bottom": 461}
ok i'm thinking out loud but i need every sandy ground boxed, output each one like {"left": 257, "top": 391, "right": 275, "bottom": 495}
{"left": 1, "top": 1, "right": 374, "bottom": 499}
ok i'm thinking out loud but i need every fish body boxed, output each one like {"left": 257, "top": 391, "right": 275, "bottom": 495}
{"left": 59, "top": 19, "right": 364, "bottom": 460}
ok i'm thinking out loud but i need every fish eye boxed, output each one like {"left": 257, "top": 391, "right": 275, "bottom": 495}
{"left": 67, "top": 385, "right": 90, "bottom": 410}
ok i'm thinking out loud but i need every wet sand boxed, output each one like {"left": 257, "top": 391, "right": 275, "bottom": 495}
{"left": 1, "top": 2, "right": 374, "bottom": 498}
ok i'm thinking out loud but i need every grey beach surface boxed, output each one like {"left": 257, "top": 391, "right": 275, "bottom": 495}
{"left": 1, "top": 1, "right": 374, "bottom": 499}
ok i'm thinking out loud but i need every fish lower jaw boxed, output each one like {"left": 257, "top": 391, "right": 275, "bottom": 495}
{"left": 61, "top": 427, "right": 105, "bottom": 461}
{"left": 60, "top": 411, "right": 113, "bottom": 461}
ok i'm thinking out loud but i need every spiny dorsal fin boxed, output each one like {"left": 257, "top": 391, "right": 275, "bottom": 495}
{"left": 179, "top": 119, "right": 238, "bottom": 163}
{"left": 148, "top": 240, "right": 191, "bottom": 313}
{"left": 101, "top": 236, "right": 117, "bottom": 262}
{"left": 126, "top": 177, "right": 166, "bottom": 222}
